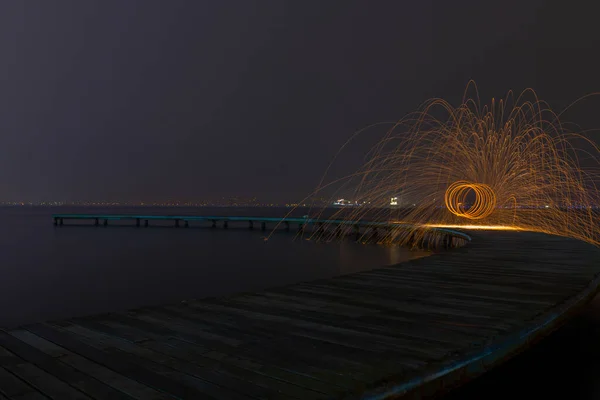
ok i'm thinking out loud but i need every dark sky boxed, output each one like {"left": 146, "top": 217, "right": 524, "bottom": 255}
{"left": 1, "top": 0, "right": 599, "bottom": 203}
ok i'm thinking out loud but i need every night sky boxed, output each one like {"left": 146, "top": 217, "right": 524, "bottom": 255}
{"left": 1, "top": 0, "right": 599, "bottom": 203}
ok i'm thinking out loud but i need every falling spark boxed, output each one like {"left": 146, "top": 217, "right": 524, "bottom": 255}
{"left": 296, "top": 82, "right": 600, "bottom": 247}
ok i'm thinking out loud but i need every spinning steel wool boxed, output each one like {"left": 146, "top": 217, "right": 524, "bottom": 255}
{"left": 444, "top": 181, "right": 496, "bottom": 220}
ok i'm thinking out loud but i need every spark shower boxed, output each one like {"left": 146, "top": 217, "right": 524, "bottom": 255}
{"left": 304, "top": 82, "right": 600, "bottom": 246}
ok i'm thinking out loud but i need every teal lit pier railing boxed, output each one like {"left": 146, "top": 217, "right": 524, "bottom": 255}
{"left": 51, "top": 213, "right": 471, "bottom": 246}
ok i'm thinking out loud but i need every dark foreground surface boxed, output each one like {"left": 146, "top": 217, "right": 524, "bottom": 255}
{"left": 443, "top": 293, "right": 600, "bottom": 400}
{"left": 0, "top": 229, "right": 598, "bottom": 399}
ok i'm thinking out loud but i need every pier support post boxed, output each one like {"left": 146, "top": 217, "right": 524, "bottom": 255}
{"left": 54, "top": 217, "right": 58, "bottom": 226}
{"left": 335, "top": 225, "right": 342, "bottom": 237}
{"left": 261, "top": 222, "right": 266, "bottom": 231}
{"left": 94, "top": 218, "right": 99, "bottom": 226}
{"left": 144, "top": 220, "right": 149, "bottom": 227}
{"left": 317, "top": 222, "right": 324, "bottom": 234}
{"left": 298, "top": 223, "right": 304, "bottom": 233}
{"left": 136, "top": 218, "right": 140, "bottom": 227}
{"left": 353, "top": 224, "right": 359, "bottom": 240}
{"left": 184, "top": 221, "right": 189, "bottom": 228}
{"left": 175, "top": 219, "right": 180, "bottom": 228}
{"left": 224, "top": 221, "right": 228, "bottom": 229}
{"left": 407, "top": 232, "right": 415, "bottom": 247}
{"left": 249, "top": 221, "right": 253, "bottom": 230}
{"left": 103, "top": 219, "right": 108, "bottom": 227}
{"left": 211, "top": 220, "right": 216, "bottom": 228}
{"left": 59, "top": 218, "right": 63, "bottom": 226}
{"left": 284, "top": 221, "right": 290, "bottom": 231}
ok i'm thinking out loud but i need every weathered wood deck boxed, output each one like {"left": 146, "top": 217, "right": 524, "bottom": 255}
{"left": 0, "top": 230, "right": 599, "bottom": 399}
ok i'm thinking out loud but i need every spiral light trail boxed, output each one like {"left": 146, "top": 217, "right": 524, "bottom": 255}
{"left": 444, "top": 181, "right": 496, "bottom": 220}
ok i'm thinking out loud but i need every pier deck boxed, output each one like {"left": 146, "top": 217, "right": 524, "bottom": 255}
{"left": 0, "top": 226, "right": 599, "bottom": 399}
{"left": 51, "top": 213, "right": 470, "bottom": 238}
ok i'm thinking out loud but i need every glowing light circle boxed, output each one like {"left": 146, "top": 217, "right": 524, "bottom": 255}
{"left": 445, "top": 181, "right": 496, "bottom": 220}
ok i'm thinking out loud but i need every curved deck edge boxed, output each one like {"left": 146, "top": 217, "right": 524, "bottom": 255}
{"left": 356, "top": 242, "right": 600, "bottom": 400}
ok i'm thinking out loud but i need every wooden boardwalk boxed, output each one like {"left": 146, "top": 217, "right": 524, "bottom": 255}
{"left": 0, "top": 230, "right": 599, "bottom": 399}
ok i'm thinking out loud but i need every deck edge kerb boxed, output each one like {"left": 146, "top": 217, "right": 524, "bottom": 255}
{"left": 356, "top": 240, "right": 600, "bottom": 400}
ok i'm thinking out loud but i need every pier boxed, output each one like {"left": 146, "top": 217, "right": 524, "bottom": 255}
{"left": 51, "top": 213, "right": 453, "bottom": 232}
{"left": 0, "top": 218, "right": 598, "bottom": 399}
{"left": 51, "top": 213, "right": 472, "bottom": 248}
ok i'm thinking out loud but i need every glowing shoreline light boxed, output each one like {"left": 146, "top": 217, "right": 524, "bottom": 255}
{"left": 300, "top": 82, "right": 600, "bottom": 246}
{"left": 421, "top": 224, "right": 522, "bottom": 231}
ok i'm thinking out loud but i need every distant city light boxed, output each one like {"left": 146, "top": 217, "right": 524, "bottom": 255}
{"left": 332, "top": 199, "right": 368, "bottom": 207}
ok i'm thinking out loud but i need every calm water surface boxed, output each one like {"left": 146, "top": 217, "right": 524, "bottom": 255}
{"left": 0, "top": 206, "right": 426, "bottom": 327}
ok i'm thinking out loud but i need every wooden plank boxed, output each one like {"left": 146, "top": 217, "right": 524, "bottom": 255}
{"left": 0, "top": 345, "right": 90, "bottom": 400}
{"left": 201, "top": 291, "right": 515, "bottom": 332}
{"left": 182, "top": 300, "right": 451, "bottom": 363}
{"left": 8, "top": 330, "right": 173, "bottom": 400}
{"left": 232, "top": 290, "right": 532, "bottom": 324}
{"left": 48, "top": 323, "right": 253, "bottom": 399}
{"left": 357, "top": 269, "right": 588, "bottom": 291}
{"left": 158, "top": 302, "right": 486, "bottom": 349}
{"left": 77, "top": 322, "right": 320, "bottom": 398}
{"left": 88, "top": 314, "right": 391, "bottom": 385}
{"left": 9, "top": 363, "right": 91, "bottom": 399}
{"left": 48, "top": 321, "right": 301, "bottom": 400}
{"left": 133, "top": 337, "right": 331, "bottom": 399}
{"left": 24, "top": 323, "right": 239, "bottom": 400}
{"left": 0, "top": 367, "right": 45, "bottom": 399}
{"left": 128, "top": 310, "right": 396, "bottom": 386}
{"left": 155, "top": 339, "right": 343, "bottom": 397}
{"left": 0, "top": 331, "right": 134, "bottom": 400}
{"left": 246, "top": 290, "right": 516, "bottom": 338}
{"left": 282, "top": 282, "right": 546, "bottom": 322}
{"left": 131, "top": 307, "right": 432, "bottom": 374}
{"left": 350, "top": 263, "right": 592, "bottom": 282}
{"left": 5, "top": 391, "right": 48, "bottom": 400}
{"left": 179, "top": 295, "right": 483, "bottom": 351}
{"left": 262, "top": 288, "right": 546, "bottom": 321}
{"left": 63, "top": 320, "right": 364, "bottom": 392}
